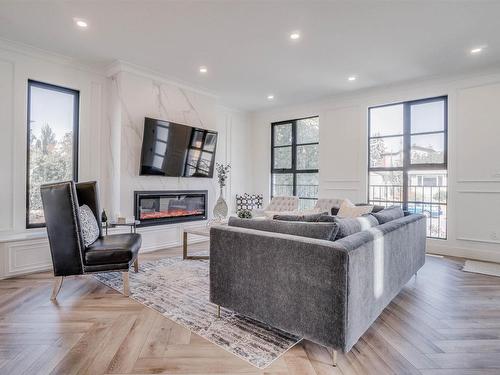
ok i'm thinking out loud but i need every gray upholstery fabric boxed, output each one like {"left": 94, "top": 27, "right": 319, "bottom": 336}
{"left": 333, "top": 214, "right": 379, "bottom": 240}
{"left": 228, "top": 217, "right": 337, "bottom": 241}
{"left": 336, "top": 214, "right": 426, "bottom": 351}
{"left": 210, "top": 214, "right": 427, "bottom": 352}
{"left": 273, "top": 212, "right": 329, "bottom": 222}
{"left": 372, "top": 205, "right": 404, "bottom": 224}
{"left": 355, "top": 203, "right": 385, "bottom": 213}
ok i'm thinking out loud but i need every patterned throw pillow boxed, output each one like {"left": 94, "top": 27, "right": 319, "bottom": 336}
{"left": 337, "top": 199, "right": 373, "bottom": 218}
{"left": 79, "top": 204, "right": 99, "bottom": 247}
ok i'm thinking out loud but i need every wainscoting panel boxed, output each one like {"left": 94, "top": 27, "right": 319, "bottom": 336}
{"left": 456, "top": 190, "right": 500, "bottom": 245}
{"left": 456, "top": 82, "right": 500, "bottom": 183}
{"left": 6, "top": 239, "right": 52, "bottom": 278}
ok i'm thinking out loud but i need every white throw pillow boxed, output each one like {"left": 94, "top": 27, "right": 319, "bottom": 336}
{"left": 337, "top": 199, "right": 373, "bottom": 218}
{"left": 79, "top": 204, "right": 99, "bottom": 247}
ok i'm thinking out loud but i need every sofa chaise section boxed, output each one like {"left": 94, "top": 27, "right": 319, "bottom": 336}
{"left": 209, "top": 213, "right": 426, "bottom": 353}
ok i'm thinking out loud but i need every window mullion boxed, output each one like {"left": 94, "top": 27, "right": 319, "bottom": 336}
{"left": 402, "top": 103, "right": 410, "bottom": 211}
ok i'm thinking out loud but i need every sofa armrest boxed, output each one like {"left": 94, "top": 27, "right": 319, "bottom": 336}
{"left": 210, "top": 226, "right": 349, "bottom": 349}
{"left": 336, "top": 214, "right": 427, "bottom": 351}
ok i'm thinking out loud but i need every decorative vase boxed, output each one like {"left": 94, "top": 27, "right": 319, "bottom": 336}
{"left": 213, "top": 187, "right": 228, "bottom": 221}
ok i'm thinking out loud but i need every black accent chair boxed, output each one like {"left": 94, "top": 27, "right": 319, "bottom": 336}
{"left": 40, "top": 181, "right": 141, "bottom": 300}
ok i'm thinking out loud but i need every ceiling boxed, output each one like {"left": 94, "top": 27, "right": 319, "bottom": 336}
{"left": 0, "top": 1, "right": 499, "bottom": 111}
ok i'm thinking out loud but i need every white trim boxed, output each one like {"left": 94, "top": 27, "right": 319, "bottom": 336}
{"left": 323, "top": 179, "right": 361, "bottom": 183}
{"left": 456, "top": 237, "right": 500, "bottom": 245}
{"left": 0, "top": 37, "right": 105, "bottom": 76}
{"left": 457, "top": 190, "right": 500, "bottom": 194}
{"left": 325, "top": 187, "right": 358, "bottom": 191}
{"left": 427, "top": 241, "right": 500, "bottom": 264}
{"left": 457, "top": 179, "right": 500, "bottom": 183}
{"left": 105, "top": 60, "right": 218, "bottom": 98}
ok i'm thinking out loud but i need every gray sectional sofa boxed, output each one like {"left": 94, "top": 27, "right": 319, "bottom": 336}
{"left": 209, "top": 210, "right": 427, "bottom": 354}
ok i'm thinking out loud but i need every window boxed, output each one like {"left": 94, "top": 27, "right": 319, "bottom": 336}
{"left": 368, "top": 96, "right": 447, "bottom": 239}
{"left": 27, "top": 80, "right": 79, "bottom": 228}
{"left": 271, "top": 116, "right": 319, "bottom": 210}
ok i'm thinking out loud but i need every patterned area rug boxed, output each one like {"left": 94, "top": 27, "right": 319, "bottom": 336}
{"left": 94, "top": 255, "right": 301, "bottom": 369}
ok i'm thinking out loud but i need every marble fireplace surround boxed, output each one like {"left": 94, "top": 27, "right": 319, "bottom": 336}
{"left": 101, "top": 62, "right": 242, "bottom": 253}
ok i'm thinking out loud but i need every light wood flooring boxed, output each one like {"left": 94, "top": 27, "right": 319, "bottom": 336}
{"left": 1, "top": 242, "right": 500, "bottom": 374}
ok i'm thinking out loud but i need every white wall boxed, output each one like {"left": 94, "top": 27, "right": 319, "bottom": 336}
{"left": 0, "top": 42, "right": 252, "bottom": 278}
{"left": 251, "top": 69, "right": 500, "bottom": 263}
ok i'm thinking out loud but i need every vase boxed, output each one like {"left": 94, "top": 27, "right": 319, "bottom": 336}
{"left": 213, "top": 187, "right": 228, "bottom": 221}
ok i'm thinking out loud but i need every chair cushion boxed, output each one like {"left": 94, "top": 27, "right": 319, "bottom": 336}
{"left": 84, "top": 233, "right": 141, "bottom": 266}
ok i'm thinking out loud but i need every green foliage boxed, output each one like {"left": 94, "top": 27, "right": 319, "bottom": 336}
{"left": 29, "top": 123, "right": 74, "bottom": 224}
{"left": 216, "top": 163, "right": 231, "bottom": 188}
{"left": 237, "top": 209, "right": 252, "bottom": 219}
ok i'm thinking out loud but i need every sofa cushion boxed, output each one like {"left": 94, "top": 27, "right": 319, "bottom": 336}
{"left": 372, "top": 206, "right": 404, "bottom": 224}
{"left": 273, "top": 212, "right": 329, "bottom": 222}
{"left": 228, "top": 217, "right": 338, "bottom": 241}
{"left": 85, "top": 233, "right": 141, "bottom": 266}
{"left": 333, "top": 214, "right": 379, "bottom": 240}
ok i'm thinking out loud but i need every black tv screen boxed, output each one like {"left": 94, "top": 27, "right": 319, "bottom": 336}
{"left": 139, "top": 117, "right": 218, "bottom": 177}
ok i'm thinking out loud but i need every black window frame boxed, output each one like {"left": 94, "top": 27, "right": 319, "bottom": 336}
{"left": 26, "top": 79, "right": 80, "bottom": 229}
{"left": 368, "top": 95, "right": 448, "bottom": 239}
{"left": 271, "top": 116, "right": 319, "bottom": 208}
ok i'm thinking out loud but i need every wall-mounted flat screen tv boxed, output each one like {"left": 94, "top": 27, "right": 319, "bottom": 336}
{"left": 139, "top": 117, "right": 218, "bottom": 177}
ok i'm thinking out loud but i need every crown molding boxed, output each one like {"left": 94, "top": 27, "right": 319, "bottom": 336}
{"left": 105, "top": 60, "right": 218, "bottom": 99}
{"left": 0, "top": 37, "right": 105, "bottom": 76}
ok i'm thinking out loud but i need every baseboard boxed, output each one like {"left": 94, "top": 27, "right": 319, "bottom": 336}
{"left": 427, "top": 241, "right": 500, "bottom": 264}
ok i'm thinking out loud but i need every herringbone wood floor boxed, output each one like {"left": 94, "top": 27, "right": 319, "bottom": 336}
{"left": 1, "top": 242, "right": 500, "bottom": 375}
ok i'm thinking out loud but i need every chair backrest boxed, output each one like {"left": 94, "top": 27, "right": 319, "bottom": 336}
{"left": 75, "top": 181, "right": 103, "bottom": 238}
{"left": 40, "top": 181, "right": 85, "bottom": 276}
{"left": 266, "top": 196, "right": 299, "bottom": 212}
{"left": 315, "top": 198, "right": 344, "bottom": 212}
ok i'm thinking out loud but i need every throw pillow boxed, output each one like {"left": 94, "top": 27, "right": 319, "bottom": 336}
{"left": 333, "top": 214, "right": 379, "bottom": 240}
{"left": 273, "top": 212, "right": 329, "bottom": 222}
{"left": 372, "top": 205, "right": 404, "bottom": 224}
{"left": 228, "top": 217, "right": 338, "bottom": 241}
{"left": 337, "top": 199, "right": 374, "bottom": 218}
{"left": 79, "top": 204, "right": 99, "bottom": 247}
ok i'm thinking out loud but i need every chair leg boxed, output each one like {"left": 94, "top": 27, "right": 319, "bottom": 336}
{"left": 50, "top": 276, "right": 63, "bottom": 301}
{"left": 122, "top": 272, "right": 130, "bottom": 296}
{"left": 134, "top": 258, "right": 139, "bottom": 273}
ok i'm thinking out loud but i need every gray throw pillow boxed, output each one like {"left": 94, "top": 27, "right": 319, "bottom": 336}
{"left": 273, "top": 212, "right": 329, "bottom": 222}
{"left": 333, "top": 214, "right": 379, "bottom": 240}
{"left": 372, "top": 206, "right": 404, "bottom": 224}
{"left": 79, "top": 204, "right": 99, "bottom": 247}
{"left": 228, "top": 217, "right": 338, "bottom": 241}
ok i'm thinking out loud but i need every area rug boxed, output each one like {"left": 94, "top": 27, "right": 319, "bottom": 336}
{"left": 94, "top": 255, "right": 301, "bottom": 369}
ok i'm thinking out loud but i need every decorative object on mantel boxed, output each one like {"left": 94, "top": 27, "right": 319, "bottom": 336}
{"left": 213, "top": 162, "right": 231, "bottom": 221}
{"left": 236, "top": 193, "right": 263, "bottom": 211}
{"left": 101, "top": 209, "right": 108, "bottom": 225}
{"left": 237, "top": 209, "right": 252, "bottom": 219}
{"left": 94, "top": 255, "right": 300, "bottom": 369}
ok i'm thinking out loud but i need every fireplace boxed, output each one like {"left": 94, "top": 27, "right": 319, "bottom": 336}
{"left": 134, "top": 190, "right": 207, "bottom": 227}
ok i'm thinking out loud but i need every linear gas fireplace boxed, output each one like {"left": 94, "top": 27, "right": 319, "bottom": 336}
{"left": 134, "top": 190, "right": 207, "bottom": 227}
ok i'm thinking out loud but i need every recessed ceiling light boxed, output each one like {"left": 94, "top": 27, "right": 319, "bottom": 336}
{"left": 290, "top": 32, "right": 300, "bottom": 40}
{"left": 199, "top": 66, "right": 208, "bottom": 73}
{"left": 348, "top": 76, "right": 357, "bottom": 81}
{"left": 267, "top": 94, "right": 274, "bottom": 100}
{"left": 470, "top": 46, "right": 486, "bottom": 55}
{"left": 74, "top": 18, "right": 88, "bottom": 28}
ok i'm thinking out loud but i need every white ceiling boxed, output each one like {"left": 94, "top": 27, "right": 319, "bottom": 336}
{"left": 0, "top": 1, "right": 499, "bottom": 111}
